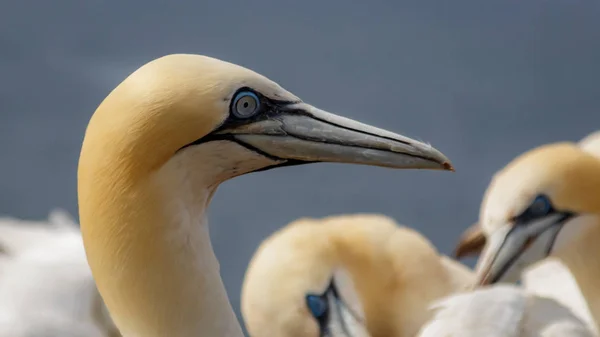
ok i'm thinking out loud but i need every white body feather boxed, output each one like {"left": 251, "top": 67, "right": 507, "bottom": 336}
{"left": 418, "top": 284, "right": 595, "bottom": 337}
{"left": 0, "top": 210, "right": 118, "bottom": 337}
{"left": 523, "top": 258, "right": 597, "bottom": 335}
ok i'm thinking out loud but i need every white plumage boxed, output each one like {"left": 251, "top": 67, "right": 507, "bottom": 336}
{"left": 418, "top": 284, "right": 594, "bottom": 337}
{"left": 0, "top": 210, "right": 118, "bottom": 337}
{"left": 523, "top": 259, "right": 597, "bottom": 335}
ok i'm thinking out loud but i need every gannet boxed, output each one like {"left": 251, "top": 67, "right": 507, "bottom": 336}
{"left": 453, "top": 142, "right": 600, "bottom": 333}
{"left": 0, "top": 210, "right": 118, "bottom": 337}
{"left": 77, "top": 54, "right": 454, "bottom": 337}
{"left": 241, "top": 214, "right": 474, "bottom": 337}
{"left": 454, "top": 131, "right": 600, "bottom": 329}
{"left": 454, "top": 130, "right": 600, "bottom": 260}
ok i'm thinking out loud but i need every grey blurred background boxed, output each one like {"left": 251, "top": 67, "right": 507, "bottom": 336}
{"left": 1, "top": 0, "right": 600, "bottom": 325}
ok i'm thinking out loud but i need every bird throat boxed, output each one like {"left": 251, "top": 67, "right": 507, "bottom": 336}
{"left": 79, "top": 144, "right": 262, "bottom": 337}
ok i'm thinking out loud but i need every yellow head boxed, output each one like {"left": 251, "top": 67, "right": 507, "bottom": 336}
{"left": 455, "top": 142, "right": 600, "bottom": 285}
{"left": 79, "top": 54, "right": 453, "bottom": 184}
{"left": 241, "top": 217, "right": 369, "bottom": 337}
{"left": 241, "top": 214, "right": 460, "bottom": 337}
{"left": 77, "top": 54, "right": 454, "bottom": 336}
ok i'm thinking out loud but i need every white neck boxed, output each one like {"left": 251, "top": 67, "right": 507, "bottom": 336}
{"left": 161, "top": 217, "right": 244, "bottom": 337}
{"left": 87, "top": 142, "right": 274, "bottom": 337}
{"left": 127, "top": 144, "right": 249, "bottom": 337}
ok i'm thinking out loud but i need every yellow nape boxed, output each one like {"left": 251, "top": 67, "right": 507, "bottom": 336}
{"left": 241, "top": 214, "right": 473, "bottom": 337}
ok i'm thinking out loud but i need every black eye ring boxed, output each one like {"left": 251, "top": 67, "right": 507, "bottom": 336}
{"left": 231, "top": 90, "right": 260, "bottom": 118}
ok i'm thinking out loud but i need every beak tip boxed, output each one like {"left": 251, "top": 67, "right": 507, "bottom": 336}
{"left": 442, "top": 161, "right": 455, "bottom": 172}
{"left": 420, "top": 144, "right": 454, "bottom": 172}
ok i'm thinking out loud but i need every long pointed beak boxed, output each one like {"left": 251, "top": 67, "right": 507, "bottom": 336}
{"left": 473, "top": 214, "right": 569, "bottom": 286}
{"left": 219, "top": 102, "right": 454, "bottom": 171}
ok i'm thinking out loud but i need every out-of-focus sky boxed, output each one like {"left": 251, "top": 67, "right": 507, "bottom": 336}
{"left": 1, "top": 0, "right": 600, "bottom": 324}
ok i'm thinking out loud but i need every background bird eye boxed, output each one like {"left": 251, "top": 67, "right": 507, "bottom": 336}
{"left": 529, "top": 195, "right": 552, "bottom": 216}
{"left": 305, "top": 294, "right": 328, "bottom": 319}
{"left": 232, "top": 91, "right": 260, "bottom": 118}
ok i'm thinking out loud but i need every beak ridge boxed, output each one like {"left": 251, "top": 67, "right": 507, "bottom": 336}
{"left": 227, "top": 102, "right": 454, "bottom": 171}
{"left": 473, "top": 213, "right": 571, "bottom": 287}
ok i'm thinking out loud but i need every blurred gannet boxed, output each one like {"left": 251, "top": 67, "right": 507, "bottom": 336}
{"left": 0, "top": 210, "right": 118, "bottom": 337}
{"left": 452, "top": 132, "right": 600, "bottom": 335}
{"left": 241, "top": 214, "right": 474, "bottom": 337}
{"left": 453, "top": 141, "right": 600, "bottom": 334}
{"left": 453, "top": 130, "right": 600, "bottom": 260}
{"left": 77, "top": 54, "right": 454, "bottom": 337}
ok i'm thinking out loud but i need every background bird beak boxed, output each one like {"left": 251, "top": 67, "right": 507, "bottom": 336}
{"left": 220, "top": 102, "right": 454, "bottom": 171}
{"left": 454, "top": 222, "right": 487, "bottom": 259}
{"left": 324, "top": 273, "right": 369, "bottom": 337}
{"left": 324, "top": 291, "right": 369, "bottom": 337}
{"left": 473, "top": 224, "right": 519, "bottom": 286}
{"left": 473, "top": 213, "right": 568, "bottom": 286}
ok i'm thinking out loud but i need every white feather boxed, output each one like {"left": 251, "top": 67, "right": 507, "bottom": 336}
{"left": 418, "top": 285, "right": 595, "bottom": 337}
{"left": 0, "top": 210, "right": 118, "bottom": 337}
{"left": 0, "top": 209, "right": 77, "bottom": 256}
{"left": 523, "top": 258, "right": 598, "bottom": 335}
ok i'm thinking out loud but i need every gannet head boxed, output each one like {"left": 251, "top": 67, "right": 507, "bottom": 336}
{"left": 241, "top": 217, "right": 370, "bottom": 337}
{"left": 455, "top": 142, "right": 600, "bottom": 286}
{"left": 241, "top": 214, "right": 458, "bottom": 337}
{"left": 454, "top": 131, "right": 600, "bottom": 261}
{"left": 79, "top": 54, "right": 452, "bottom": 185}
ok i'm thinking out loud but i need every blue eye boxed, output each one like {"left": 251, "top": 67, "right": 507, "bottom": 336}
{"left": 232, "top": 91, "right": 260, "bottom": 118}
{"left": 529, "top": 195, "right": 552, "bottom": 217}
{"left": 306, "top": 294, "right": 328, "bottom": 318}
